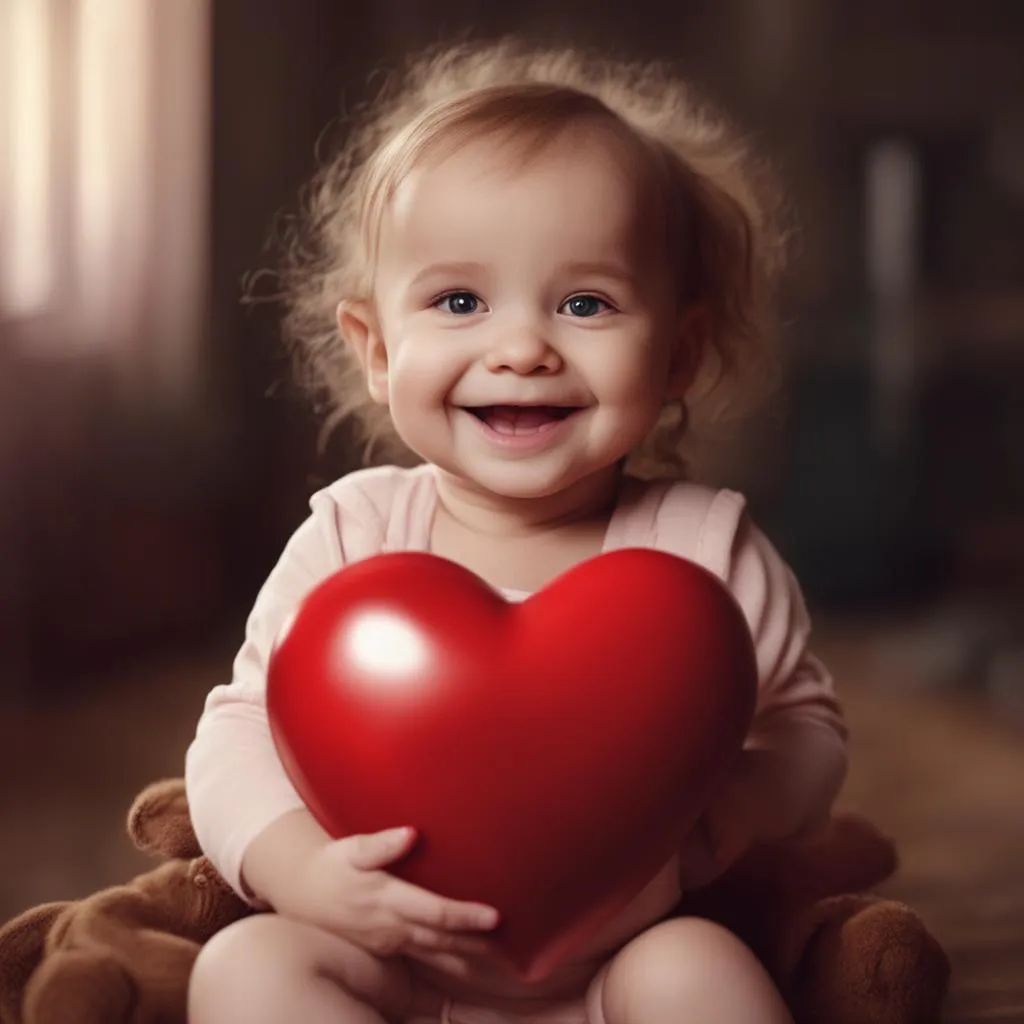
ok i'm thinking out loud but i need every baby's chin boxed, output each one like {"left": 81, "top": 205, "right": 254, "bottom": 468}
{"left": 459, "top": 475, "right": 633, "bottom": 529}
{"left": 439, "top": 460, "right": 606, "bottom": 504}
{"left": 398, "top": 433, "right": 626, "bottom": 506}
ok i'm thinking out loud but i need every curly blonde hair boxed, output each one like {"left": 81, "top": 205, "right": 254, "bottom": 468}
{"left": 273, "top": 38, "right": 791, "bottom": 476}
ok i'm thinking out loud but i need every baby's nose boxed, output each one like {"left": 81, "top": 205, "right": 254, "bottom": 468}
{"left": 483, "top": 330, "right": 562, "bottom": 375}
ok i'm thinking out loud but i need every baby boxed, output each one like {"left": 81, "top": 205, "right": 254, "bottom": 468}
{"left": 185, "top": 40, "right": 847, "bottom": 1024}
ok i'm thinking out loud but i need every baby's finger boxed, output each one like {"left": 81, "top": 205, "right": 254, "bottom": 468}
{"left": 388, "top": 881, "right": 500, "bottom": 932}
{"left": 345, "top": 827, "right": 417, "bottom": 870}
{"left": 405, "top": 948, "right": 474, "bottom": 978}
{"left": 404, "top": 925, "right": 494, "bottom": 957}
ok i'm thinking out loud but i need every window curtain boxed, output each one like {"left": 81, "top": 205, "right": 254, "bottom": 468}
{"left": 0, "top": 0, "right": 210, "bottom": 407}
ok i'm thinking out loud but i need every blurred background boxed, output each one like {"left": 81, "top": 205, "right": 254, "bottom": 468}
{"left": 0, "top": 0, "right": 1022, "bottom": 1020}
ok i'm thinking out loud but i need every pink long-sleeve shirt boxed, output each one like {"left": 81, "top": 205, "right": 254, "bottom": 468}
{"left": 185, "top": 463, "right": 846, "bottom": 960}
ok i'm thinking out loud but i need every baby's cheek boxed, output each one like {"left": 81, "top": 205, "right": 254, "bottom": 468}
{"left": 599, "top": 359, "right": 665, "bottom": 416}
{"left": 387, "top": 395, "right": 458, "bottom": 470}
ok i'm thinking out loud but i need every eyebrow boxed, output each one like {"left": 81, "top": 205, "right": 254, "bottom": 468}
{"left": 409, "top": 260, "right": 636, "bottom": 289}
{"left": 409, "top": 262, "right": 487, "bottom": 289}
{"left": 557, "top": 261, "right": 637, "bottom": 285}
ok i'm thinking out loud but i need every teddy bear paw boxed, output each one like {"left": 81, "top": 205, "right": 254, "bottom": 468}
{"left": 22, "top": 951, "right": 139, "bottom": 1024}
{"left": 793, "top": 897, "right": 951, "bottom": 1024}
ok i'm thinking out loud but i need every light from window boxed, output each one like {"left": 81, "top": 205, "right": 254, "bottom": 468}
{"left": 1, "top": 0, "right": 55, "bottom": 317}
{"left": 0, "top": 0, "right": 209, "bottom": 400}
{"left": 74, "top": 0, "right": 152, "bottom": 340}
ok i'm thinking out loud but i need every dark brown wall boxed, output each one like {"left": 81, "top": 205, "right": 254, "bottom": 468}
{"left": 2, "top": 0, "right": 1023, "bottom": 696}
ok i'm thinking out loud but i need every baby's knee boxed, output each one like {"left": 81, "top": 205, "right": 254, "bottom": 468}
{"left": 594, "top": 918, "right": 792, "bottom": 1024}
{"left": 187, "top": 914, "right": 313, "bottom": 1020}
{"left": 189, "top": 913, "right": 413, "bottom": 1024}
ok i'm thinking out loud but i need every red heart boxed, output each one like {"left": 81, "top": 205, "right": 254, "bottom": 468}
{"left": 267, "top": 549, "right": 757, "bottom": 980}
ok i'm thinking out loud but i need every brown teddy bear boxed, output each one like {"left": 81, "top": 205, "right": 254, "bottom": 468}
{"left": 0, "top": 780, "right": 950, "bottom": 1024}
{"left": 0, "top": 781, "right": 251, "bottom": 1024}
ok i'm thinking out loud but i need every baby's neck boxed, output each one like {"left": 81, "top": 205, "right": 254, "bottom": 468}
{"left": 430, "top": 465, "right": 621, "bottom": 540}
{"left": 428, "top": 465, "right": 624, "bottom": 595}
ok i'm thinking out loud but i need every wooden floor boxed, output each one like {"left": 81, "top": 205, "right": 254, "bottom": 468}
{"left": 826, "top": 619, "right": 1024, "bottom": 1024}
{"left": 0, "top": 618, "right": 1022, "bottom": 1023}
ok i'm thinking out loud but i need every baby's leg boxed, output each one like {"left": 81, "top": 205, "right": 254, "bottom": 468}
{"left": 586, "top": 917, "right": 793, "bottom": 1024}
{"left": 188, "top": 913, "right": 434, "bottom": 1024}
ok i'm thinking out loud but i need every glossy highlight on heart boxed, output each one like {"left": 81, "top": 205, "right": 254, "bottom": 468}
{"left": 267, "top": 549, "right": 758, "bottom": 979}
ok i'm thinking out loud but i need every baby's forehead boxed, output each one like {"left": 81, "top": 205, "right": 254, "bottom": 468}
{"left": 402, "top": 119, "right": 642, "bottom": 187}
{"left": 364, "top": 112, "right": 677, "bottom": 287}
{"left": 387, "top": 122, "right": 657, "bottom": 230}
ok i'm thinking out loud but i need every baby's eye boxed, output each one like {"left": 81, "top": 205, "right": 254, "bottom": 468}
{"left": 436, "top": 291, "right": 481, "bottom": 315}
{"left": 560, "top": 295, "right": 608, "bottom": 318}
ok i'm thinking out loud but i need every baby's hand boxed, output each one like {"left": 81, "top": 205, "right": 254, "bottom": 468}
{"left": 282, "top": 826, "right": 500, "bottom": 965}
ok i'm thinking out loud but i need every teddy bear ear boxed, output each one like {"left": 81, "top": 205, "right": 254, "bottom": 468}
{"left": 127, "top": 779, "right": 203, "bottom": 860}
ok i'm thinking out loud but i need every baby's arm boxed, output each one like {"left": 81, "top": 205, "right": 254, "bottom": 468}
{"left": 185, "top": 481, "right": 503, "bottom": 963}
{"left": 184, "top": 490, "right": 358, "bottom": 901}
{"left": 684, "top": 513, "right": 847, "bottom": 883}
{"left": 732, "top": 513, "right": 847, "bottom": 833}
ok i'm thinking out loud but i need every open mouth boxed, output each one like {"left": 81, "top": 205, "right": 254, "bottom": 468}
{"left": 462, "top": 405, "right": 581, "bottom": 436}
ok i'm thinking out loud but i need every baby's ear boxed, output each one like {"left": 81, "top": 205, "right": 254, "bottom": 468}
{"left": 666, "top": 303, "right": 712, "bottom": 400}
{"left": 337, "top": 299, "right": 389, "bottom": 404}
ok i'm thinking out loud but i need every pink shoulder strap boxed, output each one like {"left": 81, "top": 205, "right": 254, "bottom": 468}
{"left": 318, "top": 465, "right": 416, "bottom": 563}
{"left": 648, "top": 481, "right": 747, "bottom": 582}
